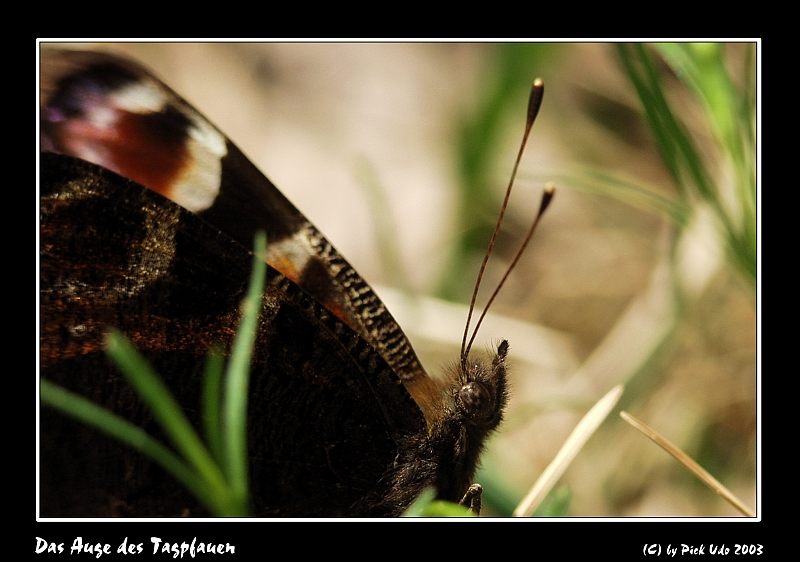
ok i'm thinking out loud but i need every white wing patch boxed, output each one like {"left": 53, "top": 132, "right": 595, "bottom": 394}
{"left": 110, "top": 80, "right": 169, "bottom": 113}
{"left": 172, "top": 115, "right": 228, "bottom": 213}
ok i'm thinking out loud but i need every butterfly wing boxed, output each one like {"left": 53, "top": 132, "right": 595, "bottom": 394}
{"left": 40, "top": 48, "right": 444, "bottom": 421}
{"left": 40, "top": 153, "right": 424, "bottom": 516}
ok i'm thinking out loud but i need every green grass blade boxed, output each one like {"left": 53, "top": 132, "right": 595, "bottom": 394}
{"left": 40, "top": 380, "right": 226, "bottom": 515}
{"left": 727, "top": 229, "right": 757, "bottom": 288}
{"left": 402, "top": 489, "right": 437, "bottom": 516}
{"left": 636, "top": 45, "right": 716, "bottom": 200}
{"left": 618, "top": 42, "right": 755, "bottom": 288}
{"left": 740, "top": 43, "right": 757, "bottom": 149}
{"left": 202, "top": 349, "right": 225, "bottom": 464}
{"left": 657, "top": 44, "right": 743, "bottom": 163}
{"left": 414, "top": 501, "right": 475, "bottom": 517}
{"left": 105, "top": 331, "right": 230, "bottom": 502}
{"left": 402, "top": 489, "right": 474, "bottom": 517}
{"left": 657, "top": 44, "right": 755, "bottom": 205}
{"left": 635, "top": 45, "right": 734, "bottom": 231}
{"left": 616, "top": 43, "right": 684, "bottom": 193}
{"left": 222, "top": 231, "right": 267, "bottom": 508}
{"left": 556, "top": 170, "right": 690, "bottom": 227}
{"left": 619, "top": 44, "right": 724, "bottom": 216}
{"left": 653, "top": 42, "right": 756, "bottom": 288}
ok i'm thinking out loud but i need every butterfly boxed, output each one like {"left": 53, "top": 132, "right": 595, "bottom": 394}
{"left": 39, "top": 48, "right": 548, "bottom": 517}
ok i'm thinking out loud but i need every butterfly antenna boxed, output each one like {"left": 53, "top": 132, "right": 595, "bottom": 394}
{"left": 460, "top": 79, "right": 545, "bottom": 371}
{"left": 463, "top": 184, "right": 555, "bottom": 360}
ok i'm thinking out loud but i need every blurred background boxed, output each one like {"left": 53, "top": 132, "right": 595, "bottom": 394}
{"left": 44, "top": 42, "right": 757, "bottom": 517}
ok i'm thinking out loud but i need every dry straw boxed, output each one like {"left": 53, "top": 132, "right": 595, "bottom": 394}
{"left": 620, "top": 411, "right": 755, "bottom": 517}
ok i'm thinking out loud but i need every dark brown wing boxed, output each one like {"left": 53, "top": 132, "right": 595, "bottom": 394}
{"left": 40, "top": 153, "right": 424, "bottom": 516}
{"left": 40, "top": 48, "right": 444, "bottom": 421}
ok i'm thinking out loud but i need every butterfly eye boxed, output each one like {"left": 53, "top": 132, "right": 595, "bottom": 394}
{"left": 457, "top": 381, "right": 493, "bottom": 420}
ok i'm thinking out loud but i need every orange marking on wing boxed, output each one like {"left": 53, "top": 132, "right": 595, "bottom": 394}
{"left": 56, "top": 110, "right": 189, "bottom": 199}
{"left": 268, "top": 254, "right": 350, "bottom": 325}
{"left": 324, "top": 302, "right": 350, "bottom": 325}
{"left": 268, "top": 255, "right": 301, "bottom": 284}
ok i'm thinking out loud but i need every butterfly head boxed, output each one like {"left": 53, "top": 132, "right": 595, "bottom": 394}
{"left": 454, "top": 340, "right": 509, "bottom": 431}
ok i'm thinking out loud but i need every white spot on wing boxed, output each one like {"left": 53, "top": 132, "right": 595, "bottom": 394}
{"left": 188, "top": 118, "right": 227, "bottom": 157}
{"left": 110, "top": 81, "right": 168, "bottom": 113}
{"left": 86, "top": 106, "right": 117, "bottom": 128}
{"left": 171, "top": 115, "right": 228, "bottom": 212}
{"left": 267, "top": 231, "right": 313, "bottom": 273}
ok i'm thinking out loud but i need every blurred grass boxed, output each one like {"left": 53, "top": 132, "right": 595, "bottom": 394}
{"left": 617, "top": 43, "right": 756, "bottom": 289}
{"left": 356, "top": 156, "right": 412, "bottom": 293}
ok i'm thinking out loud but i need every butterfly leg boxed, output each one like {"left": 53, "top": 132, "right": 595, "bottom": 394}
{"left": 459, "top": 483, "right": 483, "bottom": 515}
